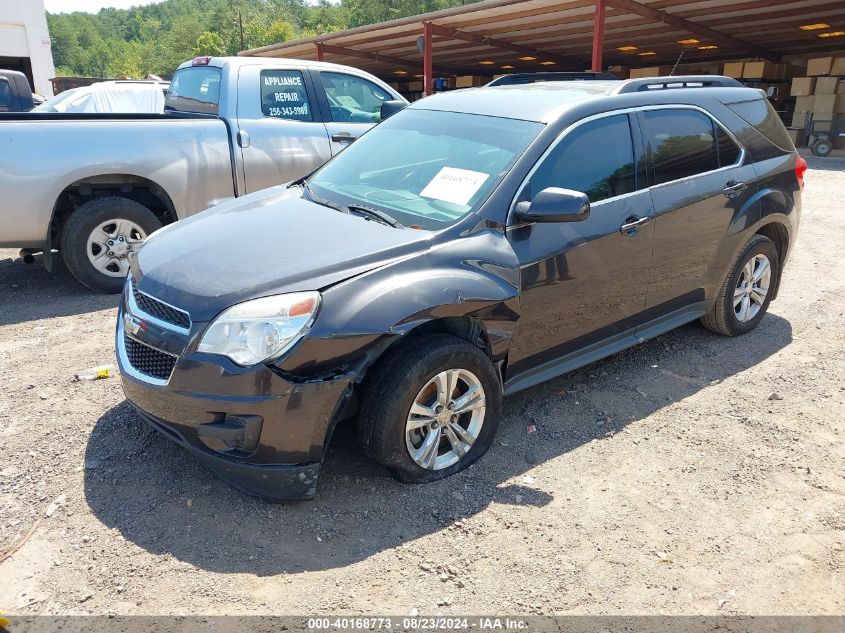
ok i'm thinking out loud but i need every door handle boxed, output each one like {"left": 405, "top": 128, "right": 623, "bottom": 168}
{"left": 619, "top": 216, "right": 651, "bottom": 235}
{"left": 723, "top": 180, "right": 748, "bottom": 199}
{"left": 331, "top": 132, "right": 357, "bottom": 143}
{"left": 236, "top": 129, "right": 250, "bottom": 148}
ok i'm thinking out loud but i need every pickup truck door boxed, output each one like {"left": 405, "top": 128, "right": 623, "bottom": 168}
{"left": 235, "top": 64, "right": 332, "bottom": 194}
{"left": 309, "top": 70, "right": 396, "bottom": 155}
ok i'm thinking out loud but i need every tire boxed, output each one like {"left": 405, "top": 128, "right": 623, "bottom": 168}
{"left": 358, "top": 333, "right": 502, "bottom": 483}
{"left": 812, "top": 138, "right": 832, "bottom": 157}
{"left": 61, "top": 197, "right": 162, "bottom": 294}
{"left": 700, "top": 235, "right": 780, "bottom": 336}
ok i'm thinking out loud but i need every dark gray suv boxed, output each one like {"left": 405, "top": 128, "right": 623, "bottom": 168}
{"left": 116, "top": 76, "right": 804, "bottom": 500}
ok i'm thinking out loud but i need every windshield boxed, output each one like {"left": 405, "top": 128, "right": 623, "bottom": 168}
{"left": 307, "top": 109, "right": 543, "bottom": 230}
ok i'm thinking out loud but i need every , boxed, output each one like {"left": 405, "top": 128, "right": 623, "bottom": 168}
{"left": 116, "top": 75, "right": 803, "bottom": 501}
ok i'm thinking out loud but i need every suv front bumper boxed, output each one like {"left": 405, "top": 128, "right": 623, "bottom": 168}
{"left": 131, "top": 404, "right": 323, "bottom": 500}
{"left": 116, "top": 292, "right": 352, "bottom": 501}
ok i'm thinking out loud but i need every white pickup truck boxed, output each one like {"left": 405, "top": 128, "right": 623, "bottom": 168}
{"left": 0, "top": 56, "right": 406, "bottom": 292}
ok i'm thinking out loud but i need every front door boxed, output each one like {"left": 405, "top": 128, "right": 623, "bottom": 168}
{"left": 235, "top": 64, "right": 332, "bottom": 194}
{"left": 506, "top": 112, "right": 655, "bottom": 380}
{"left": 637, "top": 107, "right": 758, "bottom": 312}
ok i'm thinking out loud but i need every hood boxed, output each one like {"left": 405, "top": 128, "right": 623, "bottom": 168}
{"left": 134, "top": 186, "right": 431, "bottom": 322}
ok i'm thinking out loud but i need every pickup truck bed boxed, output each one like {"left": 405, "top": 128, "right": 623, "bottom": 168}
{"left": 0, "top": 111, "right": 235, "bottom": 249}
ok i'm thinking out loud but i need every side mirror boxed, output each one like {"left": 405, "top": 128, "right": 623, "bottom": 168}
{"left": 380, "top": 100, "right": 407, "bottom": 121}
{"left": 514, "top": 187, "right": 590, "bottom": 223}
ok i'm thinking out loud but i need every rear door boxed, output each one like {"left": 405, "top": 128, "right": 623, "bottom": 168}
{"left": 310, "top": 70, "right": 397, "bottom": 155}
{"left": 638, "top": 106, "right": 757, "bottom": 312}
{"left": 236, "top": 64, "right": 332, "bottom": 194}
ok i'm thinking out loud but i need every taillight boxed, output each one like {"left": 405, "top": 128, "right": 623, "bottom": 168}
{"left": 795, "top": 156, "right": 808, "bottom": 189}
{"left": 192, "top": 56, "right": 211, "bottom": 66}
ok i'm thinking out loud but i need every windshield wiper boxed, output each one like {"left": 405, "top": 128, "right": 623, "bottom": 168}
{"left": 294, "top": 180, "right": 348, "bottom": 214}
{"left": 292, "top": 180, "right": 402, "bottom": 228}
{"left": 347, "top": 205, "right": 403, "bottom": 229}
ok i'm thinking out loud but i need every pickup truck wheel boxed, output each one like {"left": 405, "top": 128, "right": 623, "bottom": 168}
{"left": 61, "top": 197, "right": 162, "bottom": 294}
{"left": 358, "top": 334, "right": 502, "bottom": 483}
{"left": 700, "top": 235, "right": 779, "bottom": 336}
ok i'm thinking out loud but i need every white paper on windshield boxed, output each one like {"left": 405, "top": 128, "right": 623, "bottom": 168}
{"left": 419, "top": 167, "right": 489, "bottom": 206}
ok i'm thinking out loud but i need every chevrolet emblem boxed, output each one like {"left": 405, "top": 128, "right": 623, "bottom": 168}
{"left": 125, "top": 313, "right": 144, "bottom": 336}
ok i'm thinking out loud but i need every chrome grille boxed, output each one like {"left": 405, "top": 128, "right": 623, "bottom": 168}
{"left": 123, "top": 334, "right": 177, "bottom": 381}
{"left": 131, "top": 279, "right": 190, "bottom": 330}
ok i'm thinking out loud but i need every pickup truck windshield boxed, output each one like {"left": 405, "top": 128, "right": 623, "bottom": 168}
{"left": 307, "top": 109, "right": 543, "bottom": 230}
{"left": 166, "top": 66, "right": 221, "bottom": 114}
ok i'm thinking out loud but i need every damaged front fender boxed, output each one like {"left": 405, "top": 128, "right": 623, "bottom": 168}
{"left": 278, "top": 229, "right": 522, "bottom": 380}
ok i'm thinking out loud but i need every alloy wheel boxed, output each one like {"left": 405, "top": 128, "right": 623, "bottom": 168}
{"left": 734, "top": 254, "right": 771, "bottom": 322}
{"left": 405, "top": 368, "right": 486, "bottom": 471}
{"left": 86, "top": 219, "right": 147, "bottom": 277}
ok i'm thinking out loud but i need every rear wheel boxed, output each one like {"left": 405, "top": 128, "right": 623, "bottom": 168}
{"left": 61, "top": 197, "right": 161, "bottom": 294}
{"left": 358, "top": 334, "right": 502, "bottom": 483}
{"left": 701, "top": 235, "right": 779, "bottom": 336}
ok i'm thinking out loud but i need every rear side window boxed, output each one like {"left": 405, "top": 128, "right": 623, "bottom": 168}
{"left": 726, "top": 98, "right": 795, "bottom": 152}
{"left": 528, "top": 114, "right": 637, "bottom": 203}
{"left": 0, "top": 79, "right": 11, "bottom": 108}
{"left": 261, "top": 70, "right": 312, "bottom": 121}
{"left": 166, "top": 66, "right": 221, "bottom": 114}
{"left": 642, "top": 109, "right": 719, "bottom": 185}
{"left": 716, "top": 126, "right": 741, "bottom": 166}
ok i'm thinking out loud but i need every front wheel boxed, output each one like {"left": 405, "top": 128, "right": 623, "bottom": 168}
{"left": 701, "top": 235, "right": 780, "bottom": 336}
{"left": 61, "top": 197, "right": 162, "bottom": 293}
{"left": 358, "top": 334, "right": 502, "bottom": 483}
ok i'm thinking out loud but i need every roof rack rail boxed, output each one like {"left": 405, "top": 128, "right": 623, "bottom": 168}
{"left": 615, "top": 75, "right": 745, "bottom": 94}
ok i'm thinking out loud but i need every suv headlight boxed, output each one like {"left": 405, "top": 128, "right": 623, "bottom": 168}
{"left": 198, "top": 292, "right": 320, "bottom": 366}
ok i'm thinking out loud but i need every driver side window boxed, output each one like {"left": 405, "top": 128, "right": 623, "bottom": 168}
{"left": 527, "top": 114, "right": 637, "bottom": 204}
{"left": 320, "top": 72, "right": 390, "bottom": 123}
